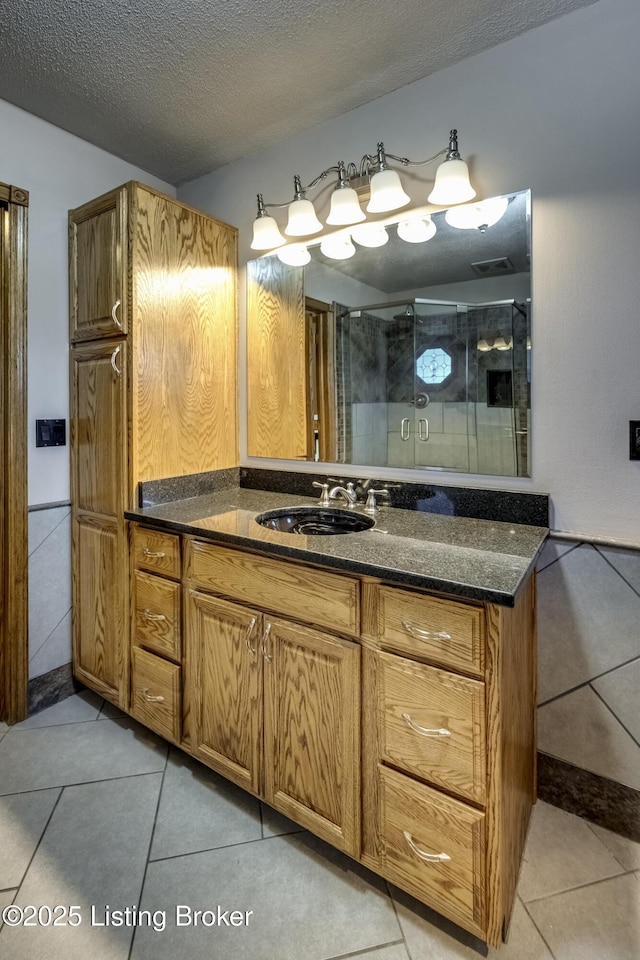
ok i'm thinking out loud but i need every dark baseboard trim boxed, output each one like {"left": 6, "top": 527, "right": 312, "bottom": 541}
{"left": 538, "top": 751, "right": 640, "bottom": 842}
{"left": 28, "top": 662, "right": 81, "bottom": 716}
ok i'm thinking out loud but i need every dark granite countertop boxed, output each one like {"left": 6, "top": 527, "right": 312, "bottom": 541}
{"left": 125, "top": 487, "right": 547, "bottom": 606}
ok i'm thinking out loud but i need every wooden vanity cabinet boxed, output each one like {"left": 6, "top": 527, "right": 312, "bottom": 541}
{"left": 124, "top": 524, "right": 535, "bottom": 947}
{"left": 69, "top": 184, "right": 237, "bottom": 709}
{"left": 185, "top": 567, "right": 361, "bottom": 857}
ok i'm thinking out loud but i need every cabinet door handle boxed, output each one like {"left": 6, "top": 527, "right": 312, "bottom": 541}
{"left": 246, "top": 617, "right": 257, "bottom": 655}
{"left": 401, "top": 621, "right": 451, "bottom": 643}
{"left": 403, "top": 831, "right": 451, "bottom": 863}
{"left": 143, "top": 548, "right": 165, "bottom": 558}
{"left": 111, "top": 344, "right": 121, "bottom": 376}
{"left": 143, "top": 609, "right": 166, "bottom": 622}
{"left": 401, "top": 417, "right": 410, "bottom": 441}
{"left": 111, "top": 299, "right": 122, "bottom": 329}
{"left": 261, "top": 622, "right": 273, "bottom": 662}
{"left": 402, "top": 713, "right": 451, "bottom": 738}
{"left": 418, "top": 418, "right": 429, "bottom": 441}
{"left": 142, "top": 688, "right": 165, "bottom": 703}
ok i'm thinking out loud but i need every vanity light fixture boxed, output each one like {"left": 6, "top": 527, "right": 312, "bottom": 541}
{"left": 251, "top": 129, "right": 475, "bottom": 251}
{"left": 319, "top": 235, "right": 356, "bottom": 260}
{"left": 397, "top": 214, "right": 437, "bottom": 244}
{"left": 445, "top": 196, "right": 509, "bottom": 232}
{"left": 276, "top": 243, "right": 311, "bottom": 266}
{"left": 351, "top": 223, "right": 389, "bottom": 248}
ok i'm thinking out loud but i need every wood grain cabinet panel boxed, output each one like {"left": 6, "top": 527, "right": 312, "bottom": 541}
{"left": 69, "top": 188, "right": 127, "bottom": 342}
{"left": 70, "top": 182, "right": 237, "bottom": 710}
{"left": 131, "top": 646, "right": 181, "bottom": 743}
{"left": 185, "top": 539, "right": 360, "bottom": 636}
{"left": 264, "top": 617, "right": 361, "bottom": 856}
{"left": 378, "top": 651, "right": 486, "bottom": 804}
{"left": 379, "top": 765, "right": 486, "bottom": 937}
{"left": 132, "top": 526, "right": 181, "bottom": 579}
{"left": 373, "top": 585, "right": 485, "bottom": 676}
{"left": 186, "top": 590, "right": 263, "bottom": 796}
{"left": 133, "top": 571, "right": 181, "bottom": 661}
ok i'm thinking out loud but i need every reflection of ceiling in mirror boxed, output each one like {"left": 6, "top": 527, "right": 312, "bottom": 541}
{"left": 310, "top": 192, "right": 529, "bottom": 294}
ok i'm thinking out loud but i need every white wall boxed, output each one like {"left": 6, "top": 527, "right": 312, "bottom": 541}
{"left": 0, "top": 99, "right": 175, "bottom": 506}
{"left": 179, "top": 0, "right": 640, "bottom": 542}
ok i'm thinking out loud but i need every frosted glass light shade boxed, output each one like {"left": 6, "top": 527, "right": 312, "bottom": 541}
{"left": 397, "top": 215, "right": 437, "bottom": 244}
{"left": 351, "top": 223, "right": 388, "bottom": 248}
{"left": 320, "top": 236, "right": 356, "bottom": 260}
{"left": 285, "top": 198, "right": 323, "bottom": 236}
{"left": 251, "top": 215, "right": 286, "bottom": 250}
{"left": 326, "top": 187, "right": 365, "bottom": 225}
{"left": 445, "top": 196, "right": 509, "bottom": 230}
{"left": 428, "top": 157, "right": 476, "bottom": 205}
{"left": 276, "top": 244, "right": 311, "bottom": 266}
{"left": 366, "top": 169, "right": 410, "bottom": 213}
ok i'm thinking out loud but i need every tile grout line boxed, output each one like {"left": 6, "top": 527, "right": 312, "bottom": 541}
{"left": 0, "top": 768, "right": 169, "bottom": 799}
{"left": 593, "top": 544, "right": 640, "bottom": 601}
{"left": 536, "top": 540, "right": 581, "bottom": 572}
{"left": 589, "top": 683, "right": 640, "bottom": 750}
{"left": 0, "top": 786, "right": 64, "bottom": 938}
{"left": 323, "top": 938, "right": 409, "bottom": 960}
{"left": 28, "top": 508, "right": 71, "bottom": 560}
{"left": 521, "top": 869, "right": 637, "bottom": 905}
{"left": 383, "top": 879, "right": 415, "bottom": 960}
{"left": 583, "top": 820, "right": 640, "bottom": 873}
{"left": 537, "top": 653, "right": 640, "bottom": 709}
{"left": 28, "top": 605, "right": 72, "bottom": 664}
{"left": 147, "top": 827, "right": 307, "bottom": 866}
{"left": 519, "top": 896, "right": 561, "bottom": 960}
{"left": 127, "top": 743, "right": 170, "bottom": 960}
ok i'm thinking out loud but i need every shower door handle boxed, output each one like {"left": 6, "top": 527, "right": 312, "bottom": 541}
{"left": 401, "top": 418, "right": 410, "bottom": 441}
{"left": 418, "top": 418, "right": 429, "bottom": 441}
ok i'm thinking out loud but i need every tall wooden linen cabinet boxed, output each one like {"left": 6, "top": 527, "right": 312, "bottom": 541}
{"left": 69, "top": 182, "right": 237, "bottom": 708}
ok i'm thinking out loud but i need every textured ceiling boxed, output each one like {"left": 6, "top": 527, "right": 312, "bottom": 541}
{"left": 1, "top": 0, "right": 596, "bottom": 185}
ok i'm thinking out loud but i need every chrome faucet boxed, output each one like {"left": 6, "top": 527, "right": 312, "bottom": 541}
{"left": 328, "top": 482, "right": 358, "bottom": 508}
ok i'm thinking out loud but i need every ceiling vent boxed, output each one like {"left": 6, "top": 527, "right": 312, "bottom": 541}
{"left": 471, "top": 257, "right": 514, "bottom": 276}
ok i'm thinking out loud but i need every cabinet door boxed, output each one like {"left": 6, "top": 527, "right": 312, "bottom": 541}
{"left": 263, "top": 618, "right": 361, "bottom": 856}
{"left": 70, "top": 340, "right": 128, "bottom": 706}
{"left": 71, "top": 340, "right": 128, "bottom": 515}
{"left": 69, "top": 186, "right": 127, "bottom": 342}
{"left": 72, "top": 514, "right": 127, "bottom": 705}
{"left": 186, "top": 590, "right": 263, "bottom": 795}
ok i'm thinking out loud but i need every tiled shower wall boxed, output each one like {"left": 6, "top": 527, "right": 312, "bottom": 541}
{"left": 28, "top": 505, "right": 71, "bottom": 679}
{"left": 536, "top": 537, "right": 640, "bottom": 792}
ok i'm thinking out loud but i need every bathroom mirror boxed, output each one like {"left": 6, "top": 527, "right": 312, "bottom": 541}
{"left": 247, "top": 190, "right": 531, "bottom": 477}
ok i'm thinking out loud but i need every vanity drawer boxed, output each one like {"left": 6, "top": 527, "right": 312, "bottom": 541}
{"left": 131, "top": 646, "right": 181, "bottom": 743}
{"left": 375, "top": 585, "right": 484, "bottom": 676}
{"left": 379, "top": 765, "right": 486, "bottom": 936}
{"left": 133, "top": 571, "right": 181, "bottom": 661}
{"left": 378, "top": 651, "right": 486, "bottom": 803}
{"left": 132, "top": 525, "right": 181, "bottom": 579}
{"left": 185, "top": 540, "right": 360, "bottom": 636}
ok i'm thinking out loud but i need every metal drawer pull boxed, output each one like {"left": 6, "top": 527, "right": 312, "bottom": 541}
{"left": 142, "top": 689, "right": 165, "bottom": 703}
{"left": 402, "top": 621, "right": 451, "bottom": 642}
{"left": 403, "top": 831, "right": 451, "bottom": 863}
{"left": 143, "top": 609, "right": 166, "bottom": 622}
{"left": 143, "top": 548, "right": 166, "bottom": 558}
{"left": 111, "top": 299, "right": 122, "bottom": 329}
{"left": 110, "top": 344, "right": 121, "bottom": 376}
{"left": 402, "top": 713, "right": 450, "bottom": 737}
{"left": 246, "top": 617, "right": 257, "bottom": 655}
{"left": 262, "top": 622, "right": 273, "bottom": 662}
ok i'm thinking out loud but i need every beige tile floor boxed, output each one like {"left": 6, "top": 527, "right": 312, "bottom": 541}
{"left": 0, "top": 691, "right": 638, "bottom": 960}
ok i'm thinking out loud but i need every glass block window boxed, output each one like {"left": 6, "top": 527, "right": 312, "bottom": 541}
{"left": 416, "top": 347, "right": 451, "bottom": 385}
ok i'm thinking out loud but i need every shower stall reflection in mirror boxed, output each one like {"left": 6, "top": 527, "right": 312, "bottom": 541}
{"left": 334, "top": 297, "right": 530, "bottom": 477}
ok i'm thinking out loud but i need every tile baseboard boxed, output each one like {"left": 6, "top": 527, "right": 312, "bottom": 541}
{"left": 538, "top": 751, "right": 640, "bottom": 842}
{"left": 28, "top": 662, "right": 81, "bottom": 717}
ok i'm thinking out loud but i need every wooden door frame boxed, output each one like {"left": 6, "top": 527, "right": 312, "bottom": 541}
{"left": 0, "top": 182, "right": 29, "bottom": 724}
